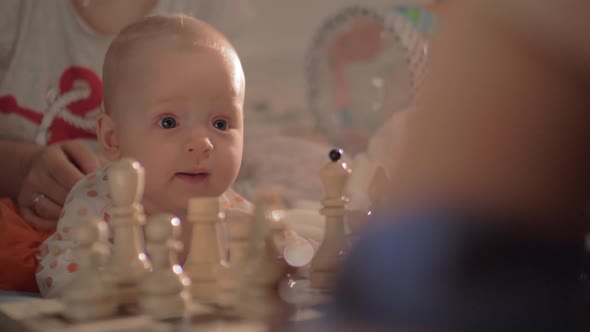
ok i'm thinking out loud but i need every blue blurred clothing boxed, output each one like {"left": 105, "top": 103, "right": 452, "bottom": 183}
{"left": 328, "top": 209, "right": 586, "bottom": 332}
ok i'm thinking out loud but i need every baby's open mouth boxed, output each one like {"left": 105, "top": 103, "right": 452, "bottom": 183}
{"left": 175, "top": 172, "right": 209, "bottom": 183}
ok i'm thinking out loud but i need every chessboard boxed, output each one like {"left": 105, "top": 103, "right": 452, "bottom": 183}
{"left": 0, "top": 296, "right": 324, "bottom": 332}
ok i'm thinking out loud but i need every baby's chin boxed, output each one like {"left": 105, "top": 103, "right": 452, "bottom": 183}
{"left": 179, "top": 182, "right": 229, "bottom": 199}
{"left": 146, "top": 190, "right": 229, "bottom": 217}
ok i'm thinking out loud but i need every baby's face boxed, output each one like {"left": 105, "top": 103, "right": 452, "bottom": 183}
{"left": 109, "top": 43, "right": 244, "bottom": 217}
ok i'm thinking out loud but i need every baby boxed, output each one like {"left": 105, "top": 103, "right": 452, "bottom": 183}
{"left": 36, "top": 15, "right": 254, "bottom": 297}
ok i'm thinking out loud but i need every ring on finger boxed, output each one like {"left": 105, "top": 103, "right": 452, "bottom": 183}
{"left": 32, "top": 192, "right": 45, "bottom": 207}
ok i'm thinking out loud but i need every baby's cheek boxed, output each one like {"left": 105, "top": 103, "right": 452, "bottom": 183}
{"left": 210, "top": 168, "right": 237, "bottom": 197}
{"left": 218, "top": 146, "right": 242, "bottom": 175}
{"left": 140, "top": 167, "right": 172, "bottom": 201}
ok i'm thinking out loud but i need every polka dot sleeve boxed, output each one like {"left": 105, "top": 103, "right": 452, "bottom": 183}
{"left": 36, "top": 168, "right": 112, "bottom": 298}
{"left": 222, "top": 189, "right": 254, "bottom": 215}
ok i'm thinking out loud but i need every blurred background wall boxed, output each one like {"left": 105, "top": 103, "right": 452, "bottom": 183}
{"left": 234, "top": 0, "right": 435, "bottom": 118}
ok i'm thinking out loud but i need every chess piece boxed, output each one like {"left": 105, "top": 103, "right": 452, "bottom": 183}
{"left": 367, "top": 165, "right": 390, "bottom": 212}
{"left": 247, "top": 189, "right": 284, "bottom": 253}
{"left": 345, "top": 209, "right": 369, "bottom": 241}
{"left": 62, "top": 218, "right": 117, "bottom": 322}
{"left": 139, "top": 214, "right": 191, "bottom": 319}
{"left": 105, "top": 158, "right": 151, "bottom": 306}
{"left": 282, "top": 234, "right": 315, "bottom": 268}
{"left": 238, "top": 189, "right": 289, "bottom": 322}
{"left": 183, "top": 196, "right": 225, "bottom": 304}
{"left": 216, "top": 211, "right": 252, "bottom": 311}
{"left": 347, "top": 165, "right": 390, "bottom": 237}
{"left": 310, "top": 149, "right": 352, "bottom": 290}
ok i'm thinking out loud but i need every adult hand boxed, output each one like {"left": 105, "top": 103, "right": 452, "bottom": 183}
{"left": 17, "top": 139, "right": 101, "bottom": 231}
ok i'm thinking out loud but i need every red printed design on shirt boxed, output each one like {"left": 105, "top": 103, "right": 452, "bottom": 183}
{"left": 0, "top": 66, "right": 102, "bottom": 144}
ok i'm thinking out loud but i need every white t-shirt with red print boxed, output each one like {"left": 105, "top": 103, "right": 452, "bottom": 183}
{"left": 36, "top": 163, "right": 254, "bottom": 297}
{"left": 0, "top": 0, "right": 250, "bottom": 146}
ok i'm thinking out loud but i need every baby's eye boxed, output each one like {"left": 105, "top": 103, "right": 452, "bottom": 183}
{"left": 212, "top": 119, "right": 229, "bottom": 131}
{"left": 157, "top": 116, "right": 177, "bottom": 129}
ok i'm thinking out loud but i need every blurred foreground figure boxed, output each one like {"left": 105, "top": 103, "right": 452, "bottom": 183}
{"left": 332, "top": 212, "right": 585, "bottom": 332}
{"left": 305, "top": 0, "right": 590, "bottom": 331}
{"left": 386, "top": 0, "right": 590, "bottom": 233}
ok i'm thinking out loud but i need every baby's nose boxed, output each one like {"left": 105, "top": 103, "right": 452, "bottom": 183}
{"left": 186, "top": 136, "right": 214, "bottom": 156}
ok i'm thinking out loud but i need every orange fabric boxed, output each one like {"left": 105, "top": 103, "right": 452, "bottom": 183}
{"left": 0, "top": 198, "right": 52, "bottom": 292}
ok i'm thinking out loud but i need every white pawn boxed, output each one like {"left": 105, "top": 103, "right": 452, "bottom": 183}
{"left": 183, "top": 196, "right": 225, "bottom": 304}
{"left": 238, "top": 189, "right": 289, "bottom": 322}
{"left": 310, "top": 149, "right": 352, "bottom": 291}
{"left": 63, "top": 218, "right": 117, "bottom": 322}
{"left": 216, "top": 211, "right": 252, "bottom": 311}
{"left": 139, "top": 214, "right": 191, "bottom": 319}
{"left": 105, "top": 158, "right": 151, "bottom": 306}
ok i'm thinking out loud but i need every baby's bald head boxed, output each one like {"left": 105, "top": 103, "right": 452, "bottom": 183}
{"left": 97, "top": 14, "right": 245, "bottom": 207}
{"left": 102, "top": 14, "right": 241, "bottom": 114}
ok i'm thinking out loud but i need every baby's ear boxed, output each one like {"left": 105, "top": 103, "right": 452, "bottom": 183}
{"left": 96, "top": 112, "right": 121, "bottom": 160}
